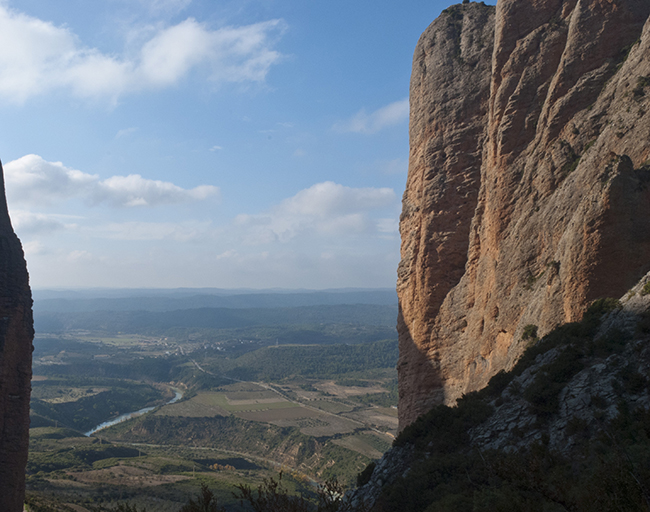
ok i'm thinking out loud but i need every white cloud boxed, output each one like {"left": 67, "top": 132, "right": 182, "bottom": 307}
{"left": 95, "top": 220, "right": 211, "bottom": 241}
{"left": 5, "top": 154, "right": 219, "bottom": 207}
{"left": 23, "top": 240, "right": 48, "bottom": 256}
{"left": 11, "top": 210, "right": 68, "bottom": 234}
{"left": 376, "top": 218, "right": 399, "bottom": 233}
{"left": 116, "top": 127, "right": 139, "bottom": 139}
{"left": 234, "top": 181, "right": 396, "bottom": 244}
{"left": 96, "top": 174, "right": 218, "bottom": 207}
{"left": 67, "top": 250, "right": 94, "bottom": 263}
{"left": 334, "top": 98, "right": 409, "bottom": 134}
{"left": 280, "top": 181, "right": 394, "bottom": 216}
{"left": 5, "top": 156, "right": 97, "bottom": 205}
{"left": 0, "top": 5, "right": 285, "bottom": 104}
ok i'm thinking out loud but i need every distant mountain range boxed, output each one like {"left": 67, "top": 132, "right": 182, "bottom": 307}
{"left": 33, "top": 288, "right": 397, "bottom": 313}
{"left": 32, "top": 288, "right": 399, "bottom": 335}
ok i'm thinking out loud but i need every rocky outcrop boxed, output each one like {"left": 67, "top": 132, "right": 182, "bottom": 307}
{"left": 470, "top": 276, "right": 650, "bottom": 454}
{"left": 398, "top": 0, "right": 650, "bottom": 427}
{"left": 0, "top": 161, "right": 34, "bottom": 511}
{"left": 354, "top": 271, "right": 650, "bottom": 510}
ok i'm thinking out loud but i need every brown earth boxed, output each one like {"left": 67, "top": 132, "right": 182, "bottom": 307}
{"left": 398, "top": 0, "right": 650, "bottom": 427}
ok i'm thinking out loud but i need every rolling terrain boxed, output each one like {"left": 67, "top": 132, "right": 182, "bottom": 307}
{"left": 26, "top": 290, "right": 398, "bottom": 511}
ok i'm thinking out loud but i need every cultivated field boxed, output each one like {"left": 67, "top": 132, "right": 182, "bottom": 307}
{"left": 332, "top": 432, "right": 391, "bottom": 459}
{"left": 157, "top": 383, "right": 300, "bottom": 418}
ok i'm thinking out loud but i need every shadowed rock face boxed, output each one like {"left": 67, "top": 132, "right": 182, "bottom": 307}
{"left": 398, "top": 0, "right": 650, "bottom": 428}
{"left": 0, "top": 160, "right": 34, "bottom": 511}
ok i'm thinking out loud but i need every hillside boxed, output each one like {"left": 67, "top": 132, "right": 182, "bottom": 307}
{"left": 34, "top": 304, "right": 398, "bottom": 334}
{"left": 350, "top": 273, "right": 650, "bottom": 511}
{"left": 33, "top": 289, "right": 397, "bottom": 313}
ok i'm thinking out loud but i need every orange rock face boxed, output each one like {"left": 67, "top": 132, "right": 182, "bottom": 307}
{"left": 398, "top": 0, "right": 650, "bottom": 428}
{"left": 0, "top": 161, "right": 34, "bottom": 511}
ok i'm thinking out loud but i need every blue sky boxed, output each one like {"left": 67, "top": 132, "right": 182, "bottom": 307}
{"left": 0, "top": 0, "right": 472, "bottom": 289}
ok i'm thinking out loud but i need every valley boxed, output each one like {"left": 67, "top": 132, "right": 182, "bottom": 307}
{"left": 26, "top": 295, "right": 398, "bottom": 511}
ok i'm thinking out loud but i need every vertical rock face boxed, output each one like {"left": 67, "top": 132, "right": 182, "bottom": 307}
{"left": 0, "top": 161, "right": 34, "bottom": 511}
{"left": 398, "top": 0, "right": 650, "bottom": 428}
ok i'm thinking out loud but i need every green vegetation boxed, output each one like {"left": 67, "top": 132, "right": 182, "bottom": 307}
{"left": 221, "top": 340, "right": 397, "bottom": 382}
{"left": 180, "top": 484, "right": 225, "bottom": 512}
{"left": 356, "top": 462, "right": 375, "bottom": 487}
{"left": 27, "top": 425, "right": 314, "bottom": 511}
{"left": 30, "top": 377, "right": 168, "bottom": 432}
{"left": 633, "top": 75, "right": 650, "bottom": 98}
{"left": 559, "top": 141, "right": 581, "bottom": 177}
{"left": 521, "top": 324, "right": 538, "bottom": 342}
{"left": 234, "top": 474, "right": 353, "bottom": 512}
{"left": 102, "top": 414, "right": 370, "bottom": 485}
{"left": 618, "top": 38, "right": 640, "bottom": 68}
{"left": 35, "top": 304, "right": 398, "bottom": 334}
{"left": 642, "top": 282, "right": 650, "bottom": 296}
{"left": 524, "top": 271, "right": 543, "bottom": 291}
{"left": 356, "top": 379, "right": 398, "bottom": 408}
{"left": 368, "top": 298, "right": 650, "bottom": 512}
{"left": 29, "top": 298, "right": 400, "bottom": 510}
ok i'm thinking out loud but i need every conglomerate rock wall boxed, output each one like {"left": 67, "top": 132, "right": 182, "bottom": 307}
{"left": 398, "top": 0, "right": 650, "bottom": 428}
{"left": 0, "top": 160, "right": 34, "bottom": 511}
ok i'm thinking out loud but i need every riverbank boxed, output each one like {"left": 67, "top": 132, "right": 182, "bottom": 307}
{"left": 85, "top": 387, "right": 183, "bottom": 436}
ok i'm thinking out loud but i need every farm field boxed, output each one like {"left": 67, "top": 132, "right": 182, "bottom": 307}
{"left": 332, "top": 432, "right": 392, "bottom": 459}
{"left": 157, "top": 386, "right": 299, "bottom": 417}
{"left": 28, "top": 321, "right": 398, "bottom": 510}
{"left": 154, "top": 380, "right": 395, "bottom": 440}
{"left": 304, "top": 400, "right": 354, "bottom": 414}
{"left": 27, "top": 426, "right": 310, "bottom": 512}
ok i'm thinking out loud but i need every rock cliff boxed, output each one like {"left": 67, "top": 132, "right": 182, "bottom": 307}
{"left": 0, "top": 160, "right": 34, "bottom": 511}
{"left": 353, "top": 274, "right": 650, "bottom": 510}
{"left": 398, "top": 0, "right": 650, "bottom": 427}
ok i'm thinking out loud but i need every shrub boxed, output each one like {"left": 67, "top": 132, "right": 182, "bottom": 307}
{"left": 180, "top": 484, "right": 225, "bottom": 512}
{"left": 116, "top": 504, "right": 147, "bottom": 512}
{"left": 524, "top": 345, "right": 584, "bottom": 417}
{"left": 641, "top": 282, "right": 650, "bottom": 296}
{"left": 522, "top": 324, "right": 538, "bottom": 342}
{"left": 356, "top": 462, "right": 376, "bottom": 487}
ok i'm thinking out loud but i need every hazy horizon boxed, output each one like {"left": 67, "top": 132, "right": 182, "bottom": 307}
{"left": 1, "top": 0, "right": 494, "bottom": 290}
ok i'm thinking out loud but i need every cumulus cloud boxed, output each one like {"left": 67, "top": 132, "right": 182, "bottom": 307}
{"left": 5, "top": 154, "right": 219, "bottom": 207}
{"left": 0, "top": 5, "right": 285, "bottom": 103}
{"left": 22, "top": 240, "right": 48, "bottom": 256}
{"left": 95, "top": 174, "right": 217, "bottom": 207}
{"left": 10, "top": 210, "right": 69, "bottom": 234}
{"left": 96, "top": 220, "right": 211, "bottom": 241}
{"left": 334, "top": 98, "right": 409, "bottom": 134}
{"left": 376, "top": 218, "right": 399, "bottom": 234}
{"left": 234, "top": 181, "right": 396, "bottom": 244}
{"left": 281, "top": 181, "right": 394, "bottom": 216}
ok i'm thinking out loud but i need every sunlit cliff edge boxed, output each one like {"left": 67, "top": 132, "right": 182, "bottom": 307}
{"left": 397, "top": 0, "right": 650, "bottom": 428}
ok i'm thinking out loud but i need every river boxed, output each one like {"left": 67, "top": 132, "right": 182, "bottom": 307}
{"left": 84, "top": 388, "right": 183, "bottom": 437}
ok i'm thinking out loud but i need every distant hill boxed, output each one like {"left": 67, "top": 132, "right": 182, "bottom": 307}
{"left": 33, "top": 289, "right": 397, "bottom": 313}
{"left": 34, "top": 303, "right": 398, "bottom": 334}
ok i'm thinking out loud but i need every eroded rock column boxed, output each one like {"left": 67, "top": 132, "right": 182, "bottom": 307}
{"left": 0, "top": 160, "right": 34, "bottom": 511}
